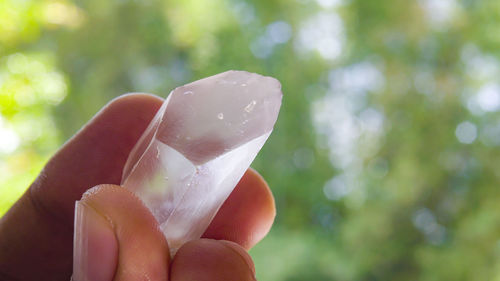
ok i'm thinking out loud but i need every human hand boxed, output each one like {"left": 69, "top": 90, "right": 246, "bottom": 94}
{"left": 0, "top": 94, "right": 275, "bottom": 280}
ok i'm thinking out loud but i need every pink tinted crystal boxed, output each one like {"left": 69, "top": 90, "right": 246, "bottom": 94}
{"left": 121, "top": 70, "right": 282, "bottom": 254}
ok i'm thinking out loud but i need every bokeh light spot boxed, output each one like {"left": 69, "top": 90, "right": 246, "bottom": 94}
{"left": 455, "top": 121, "right": 477, "bottom": 144}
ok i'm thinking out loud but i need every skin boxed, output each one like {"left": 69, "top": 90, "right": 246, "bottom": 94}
{"left": 0, "top": 94, "right": 276, "bottom": 281}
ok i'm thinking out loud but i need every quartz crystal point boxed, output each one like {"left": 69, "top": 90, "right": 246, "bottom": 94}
{"left": 121, "top": 70, "right": 282, "bottom": 254}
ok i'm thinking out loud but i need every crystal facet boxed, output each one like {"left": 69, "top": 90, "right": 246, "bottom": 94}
{"left": 121, "top": 70, "right": 282, "bottom": 254}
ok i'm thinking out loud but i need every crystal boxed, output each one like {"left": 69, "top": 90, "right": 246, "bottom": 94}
{"left": 121, "top": 70, "right": 282, "bottom": 254}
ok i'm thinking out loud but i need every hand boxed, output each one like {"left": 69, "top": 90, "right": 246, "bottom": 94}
{"left": 0, "top": 94, "right": 275, "bottom": 281}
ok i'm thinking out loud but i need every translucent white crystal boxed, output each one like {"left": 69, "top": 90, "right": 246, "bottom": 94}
{"left": 121, "top": 70, "right": 282, "bottom": 254}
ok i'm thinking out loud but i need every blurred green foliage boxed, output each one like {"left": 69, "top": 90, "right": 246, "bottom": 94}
{"left": 2, "top": 0, "right": 500, "bottom": 280}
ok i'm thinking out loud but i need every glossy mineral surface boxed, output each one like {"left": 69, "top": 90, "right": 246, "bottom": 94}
{"left": 121, "top": 70, "right": 282, "bottom": 254}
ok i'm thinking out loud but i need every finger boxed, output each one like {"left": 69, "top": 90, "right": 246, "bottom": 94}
{"left": 74, "top": 185, "right": 169, "bottom": 281}
{"left": 171, "top": 239, "right": 256, "bottom": 281}
{"left": 203, "top": 168, "right": 275, "bottom": 249}
{"left": 34, "top": 93, "right": 164, "bottom": 224}
{"left": 0, "top": 93, "right": 164, "bottom": 280}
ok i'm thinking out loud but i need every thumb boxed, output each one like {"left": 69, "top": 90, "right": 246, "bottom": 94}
{"left": 72, "top": 185, "right": 169, "bottom": 281}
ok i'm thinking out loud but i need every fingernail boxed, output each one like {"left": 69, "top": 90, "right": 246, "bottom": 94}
{"left": 73, "top": 201, "right": 118, "bottom": 281}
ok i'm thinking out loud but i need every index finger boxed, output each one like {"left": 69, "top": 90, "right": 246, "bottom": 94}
{"left": 0, "top": 93, "right": 164, "bottom": 280}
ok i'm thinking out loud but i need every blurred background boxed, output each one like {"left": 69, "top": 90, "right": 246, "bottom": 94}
{"left": 1, "top": 0, "right": 500, "bottom": 279}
